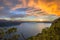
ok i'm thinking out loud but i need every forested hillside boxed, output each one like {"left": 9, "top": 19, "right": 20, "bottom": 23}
{"left": 27, "top": 18, "right": 60, "bottom": 40}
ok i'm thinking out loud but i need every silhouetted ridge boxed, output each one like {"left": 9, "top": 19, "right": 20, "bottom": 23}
{"left": 51, "top": 18, "right": 60, "bottom": 27}
{"left": 0, "top": 20, "right": 21, "bottom": 27}
{"left": 27, "top": 18, "right": 60, "bottom": 40}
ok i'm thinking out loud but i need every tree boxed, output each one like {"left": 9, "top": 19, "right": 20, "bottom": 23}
{"left": 27, "top": 18, "right": 60, "bottom": 40}
{"left": 0, "top": 27, "right": 20, "bottom": 40}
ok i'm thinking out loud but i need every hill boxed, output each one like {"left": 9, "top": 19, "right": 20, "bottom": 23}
{"left": 27, "top": 18, "right": 60, "bottom": 40}
{"left": 0, "top": 19, "right": 52, "bottom": 27}
{"left": 0, "top": 20, "right": 21, "bottom": 27}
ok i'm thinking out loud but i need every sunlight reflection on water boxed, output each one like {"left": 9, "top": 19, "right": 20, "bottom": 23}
{"left": 16, "top": 23, "right": 51, "bottom": 38}
{"left": 0, "top": 22, "right": 51, "bottom": 40}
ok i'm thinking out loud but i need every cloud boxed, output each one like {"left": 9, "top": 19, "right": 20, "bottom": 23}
{"left": 21, "top": 0, "right": 60, "bottom": 16}
{"left": 0, "top": 0, "right": 59, "bottom": 18}
{"left": 10, "top": 14, "right": 27, "bottom": 18}
{"left": 10, "top": 0, "right": 28, "bottom": 10}
{"left": 0, "top": 6, "right": 4, "bottom": 10}
{"left": 34, "top": 0, "right": 60, "bottom": 16}
{"left": 3, "top": 0, "right": 12, "bottom": 6}
{"left": 41, "top": 0, "right": 54, "bottom": 3}
{"left": 11, "top": 4, "right": 23, "bottom": 10}
{"left": 4, "top": 1, "right": 13, "bottom": 7}
{"left": 25, "top": 7, "right": 46, "bottom": 16}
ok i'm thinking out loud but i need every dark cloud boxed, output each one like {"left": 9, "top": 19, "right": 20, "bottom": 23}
{"left": 10, "top": 14, "right": 27, "bottom": 18}
{"left": 16, "top": 8, "right": 29, "bottom": 11}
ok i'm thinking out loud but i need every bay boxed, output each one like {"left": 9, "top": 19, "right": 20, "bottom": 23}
{"left": 0, "top": 22, "right": 51, "bottom": 40}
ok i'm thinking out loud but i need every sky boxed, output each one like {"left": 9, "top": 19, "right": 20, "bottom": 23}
{"left": 0, "top": 0, "right": 60, "bottom": 21}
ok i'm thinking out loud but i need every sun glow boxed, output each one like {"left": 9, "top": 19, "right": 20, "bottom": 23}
{"left": 39, "top": 19, "right": 44, "bottom": 21}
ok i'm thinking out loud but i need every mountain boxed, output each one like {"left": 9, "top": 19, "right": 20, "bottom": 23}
{"left": 27, "top": 18, "right": 60, "bottom": 40}
{"left": 0, "top": 19, "right": 21, "bottom": 27}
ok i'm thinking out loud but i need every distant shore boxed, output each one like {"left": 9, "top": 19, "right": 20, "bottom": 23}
{"left": 18, "top": 21, "right": 52, "bottom": 23}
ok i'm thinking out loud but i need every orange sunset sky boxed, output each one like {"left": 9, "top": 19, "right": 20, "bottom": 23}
{"left": 10, "top": 0, "right": 60, "bottom": 16}
{"left": 0, "top": 0, "right": 60, "bottom": 20}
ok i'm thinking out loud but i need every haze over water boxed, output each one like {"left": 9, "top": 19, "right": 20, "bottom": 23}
{"left": 3, "top": 22, "right": 51, "bottom": 40}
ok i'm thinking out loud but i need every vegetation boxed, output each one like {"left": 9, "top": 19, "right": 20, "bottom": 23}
{"left": 0, "top": 18, "right": 60, "bottom": 40}
{"left": 27, "top": 18, "right": 60, "bottom": 40}
{"left": 0, "top": 27, "right": 20, "bottom": 40}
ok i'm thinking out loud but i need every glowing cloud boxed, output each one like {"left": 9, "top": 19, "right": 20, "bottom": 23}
{"left": 0, "top": 6, "right": 4, "bottom": 10}
{"left": 11, "top": 4, "right": 22, "bottom": 10}
{"left": 11, "top": 0, "right": 60, "bottom": 16}
{"left": 0, "top": 0, "right": 60, "bottom": 17}
{"left": 27, "top": 0, "right": 60, "bottom": 16}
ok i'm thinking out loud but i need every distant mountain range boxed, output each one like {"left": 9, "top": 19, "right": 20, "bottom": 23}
{"left": 0, "top": 19, "right": 53, "bottom": 27}
{"left": 0, "top": 16, "right": 59, "bottom": 27}
{"left": 0, "top": 19, "right": 21, "bottom": 27}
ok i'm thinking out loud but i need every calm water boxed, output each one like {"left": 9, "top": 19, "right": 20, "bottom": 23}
{"left": 1, "top": 23, "right": 51, "bottom": 40}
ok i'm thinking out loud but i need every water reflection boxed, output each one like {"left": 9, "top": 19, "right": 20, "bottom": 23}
{"left": 0, "top": 22, "right": 51, "bottom": 39}
{"left": 17, "top": 23, "right": 51, "bottom": 38}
